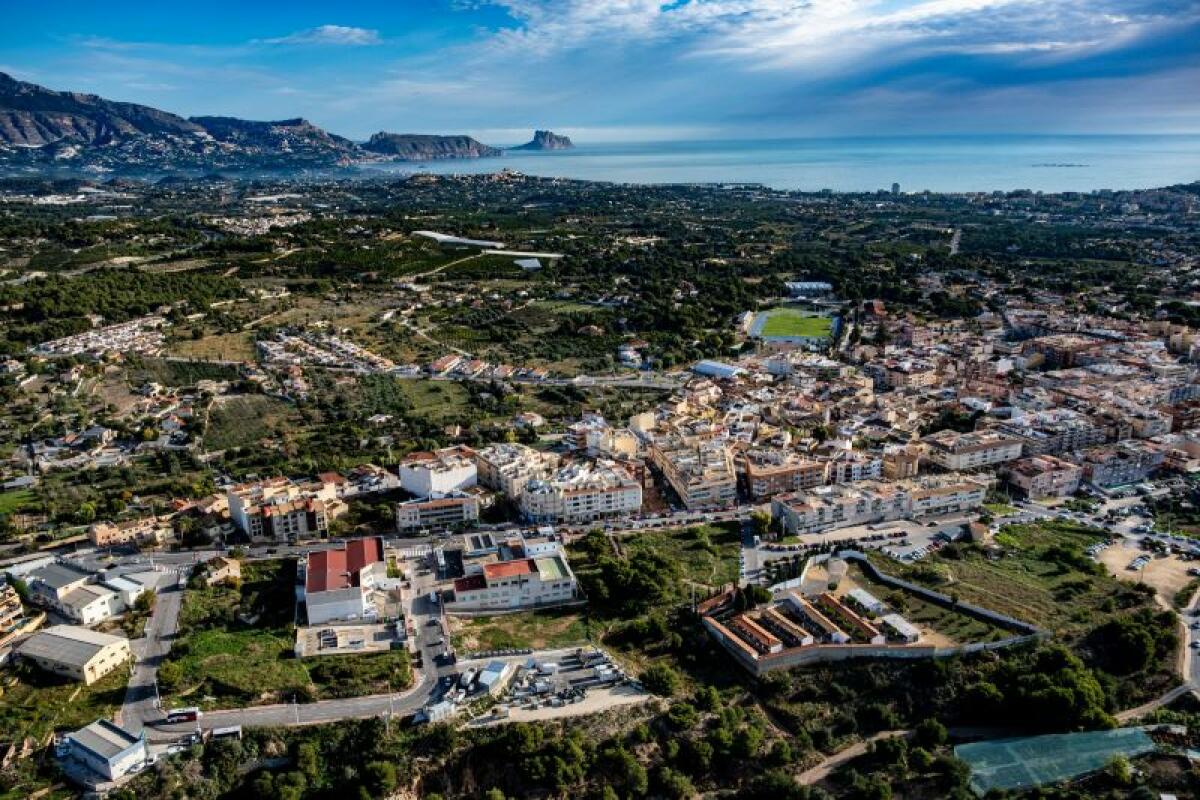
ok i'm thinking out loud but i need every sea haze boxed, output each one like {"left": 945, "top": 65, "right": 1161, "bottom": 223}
{"left": 361, "top": 135, "right": 1200, "bottom": 193}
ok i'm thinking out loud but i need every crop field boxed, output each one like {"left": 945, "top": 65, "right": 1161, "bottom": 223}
{"left": 757, "top": 308, "right": 833, "bottom": 338}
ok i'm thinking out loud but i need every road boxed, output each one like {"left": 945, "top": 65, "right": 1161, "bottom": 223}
{"left": 119, "top": 572, "right": 184, "bottom": 733}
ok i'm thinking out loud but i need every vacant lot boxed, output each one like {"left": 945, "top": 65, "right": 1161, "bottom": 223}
{"left": 0, "top": 663, "right": 127, "bottom": 744}
{"left": 203, "top": 395, "right": 305, "bottom": 452}
{"left": 759, "top": 308, "right": 833, "bottom": 338}
{"left": 162, "top": 560, "right": 410, "bottom": 709}
{"left": 620, "top": 523, "right": 742, "bottom": 590}
{"left": 450, "top": 608, "right": 593, "bottom": 652}
{"left": 873, "top": 521, "right": 1155, "bottom": 638}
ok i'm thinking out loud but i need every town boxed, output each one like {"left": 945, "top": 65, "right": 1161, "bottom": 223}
{"left": 3, "top": 172, "right": 1200, "bottom": 798}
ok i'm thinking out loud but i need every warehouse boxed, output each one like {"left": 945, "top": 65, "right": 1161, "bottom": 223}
{"left": 17, "top": 625, "right": 131, "bottom": 684}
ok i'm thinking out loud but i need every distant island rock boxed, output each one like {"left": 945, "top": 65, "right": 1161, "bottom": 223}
{"left": 511, "top": 130, "right": 574, "bottom": 151}
{"left": 361, "top": 132, "right": 501, "bottom": 161}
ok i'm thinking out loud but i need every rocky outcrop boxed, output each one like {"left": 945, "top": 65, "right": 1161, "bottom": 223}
{"left": 361, "top": 132, "right": 501, "bottom": 160}
{"left": 511, "top": 130, "right": 573, "bottom": 151}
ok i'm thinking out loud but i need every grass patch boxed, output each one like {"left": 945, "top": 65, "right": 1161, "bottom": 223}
{"left": 0, "top": 488, "right": 35, "bottom": 515}
{"left": 984, "top": 502, "right": 1019, "bottom": 516}
{"left": 450, "top": 608, "right": 593, "bottom": 652}
{"left": 759, "top": 308, "right": 833, "bottom": 338}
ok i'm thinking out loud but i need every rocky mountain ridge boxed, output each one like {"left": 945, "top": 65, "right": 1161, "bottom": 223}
{"left": 0, "top": 72, "right": 553, "bottom": 173}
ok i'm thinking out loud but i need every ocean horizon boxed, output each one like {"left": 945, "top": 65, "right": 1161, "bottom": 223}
{"left": 357, "top": 134, "right": 1200, "bottom": 193}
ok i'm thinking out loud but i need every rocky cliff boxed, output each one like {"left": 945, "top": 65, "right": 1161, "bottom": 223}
{"left": 511, "top": 130, "right": 574, "bottom": 151}
{"left": 361, "top": 132, "right": 501, "bottom": 160}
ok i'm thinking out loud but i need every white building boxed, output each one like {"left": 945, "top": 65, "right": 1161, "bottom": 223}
{"left": 398, "top": 446, "right": 478, "bottom": 497}
{"left": 922, "top": 430, "right": 1024, "bottom": 471}
{"left": 395, "top": 492, "right": 480, "bottom": 532}
{"left": 450, "top": 549, "right": 577, "bottom": 612}
{"left": 63, "top": 719, "right": 148, "bottom": 781}
{"left": 520, "top": 460, "right": 642, "bottom": 524}
{"left": 475, "top": 443, "right": 560, "bottom": 499}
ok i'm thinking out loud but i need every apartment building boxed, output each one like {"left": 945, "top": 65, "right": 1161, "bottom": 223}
{"left": 772, "top": 482, "right": 909, "bottom": 536}
{"left": 771, "top": 477, "right": 986, "bottom": 536}
{"left": 88, "top": 516, "right": 171, "bottom": 548}
{"left": 520, "top": 460, "right": 642, "bottom": 524}
{"left": 1002, "top": 455, "right": 1083, "bottom": 499}
{"left": 999, "top": 410, "right": 1108, "bottom": 455}
{"left": 398, "top": 445, "right": 477, "bottom": 497}
{"left": 1081, "top": 441, "right": 1167, "bottom": 489}
{"left": 908, "top": 479, "right": 988, "bottom": 517}
{"left": 226, "top": 476, "right": 343, "bottom": 539}
{"left": 475, "top": 443, "right": 560, "bottom": 498}
{"left": 449, "top": 548, "right": 577, "bottom": 612}
{"left": 826, "top": 451, "right": 883, "bottom": 484}
{"left": 739, "top": 449, "right": 827, "bottom": 500}
{"left": 395, "top": 491, "right": 481, "bottom": 532}
{"left": 649, "top": 436, "right": 738, "bottom": 510}
{"left": 922, "top": 429, "right": 1024, "bottom": 471}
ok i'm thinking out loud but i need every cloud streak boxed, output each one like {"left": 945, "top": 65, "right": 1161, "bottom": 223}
{"left": 259, "top": 25, "right": 381, "bottom": 47}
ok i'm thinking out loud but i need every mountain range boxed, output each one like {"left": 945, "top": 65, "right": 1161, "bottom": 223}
{"left": 0, "top": 72, "right": 570, "bottom": 174}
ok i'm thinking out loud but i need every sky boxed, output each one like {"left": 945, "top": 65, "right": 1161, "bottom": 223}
{"left": 2, "top": 0, "right": 1198, "bottom": 142}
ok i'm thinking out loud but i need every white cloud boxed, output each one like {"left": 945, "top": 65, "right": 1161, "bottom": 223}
{"left": 260, "top": 25, "right": 382, "bottom": 47}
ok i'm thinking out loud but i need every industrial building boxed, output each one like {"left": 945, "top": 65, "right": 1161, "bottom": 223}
{"left": 16, "top": 625, "right": 131, "bottom": 684}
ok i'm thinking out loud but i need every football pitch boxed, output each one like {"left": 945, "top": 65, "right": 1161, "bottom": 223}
{"left": 758, "top": 308, "right": 833, "bottom": 338}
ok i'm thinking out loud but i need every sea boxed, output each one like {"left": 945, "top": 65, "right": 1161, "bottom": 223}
{"left": 356, "top": 134, "right": 1200, "bottom": 193}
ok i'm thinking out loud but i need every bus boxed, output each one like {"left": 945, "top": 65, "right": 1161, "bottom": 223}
{"left": 165, "top": 707, "right": 202, "bottom": 724}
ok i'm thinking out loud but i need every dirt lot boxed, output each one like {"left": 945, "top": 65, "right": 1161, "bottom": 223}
{"left": 1097, "top": 539, "right": 1194, "bottom": 607}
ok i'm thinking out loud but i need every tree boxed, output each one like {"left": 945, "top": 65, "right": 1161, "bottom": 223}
{"left": 76, "top": 502, "right": 96, "bottom": 524}
{"left": 640, "top": 663, "right": 681, "bottom": 697}
{"left": 751, "top": 510, "right": 771, "bottom": 538}
{"left": 914, "top": 718, "right": 948, "bottom": 748}
{"left": 1107, "top": 755, "right": 1132, "bottom": 786}
{"left": 157, "top": 660, "right": 183, "bottom": 691}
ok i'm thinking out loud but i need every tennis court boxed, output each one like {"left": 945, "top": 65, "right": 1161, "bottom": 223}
{"left": 956, "top": 727, "right": 1157, "bottom": 795}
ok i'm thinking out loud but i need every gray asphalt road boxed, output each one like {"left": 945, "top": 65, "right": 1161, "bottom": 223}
{"left": 120, "top": 573, "right": 184, "bottom": 733}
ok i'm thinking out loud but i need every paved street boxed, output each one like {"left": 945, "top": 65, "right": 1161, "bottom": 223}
{"left": 120, "top": 572, "right": 184, "bottom": 732}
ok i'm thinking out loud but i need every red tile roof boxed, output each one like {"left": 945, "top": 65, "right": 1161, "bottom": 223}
{"left": 306, "top": 537, "right": 384, "bottom": 594}
{"left": 454, "top": 575, "right": 486, "bottom": 592}
{"left": 483, "top": 559, "right": 534, "bottom": 580}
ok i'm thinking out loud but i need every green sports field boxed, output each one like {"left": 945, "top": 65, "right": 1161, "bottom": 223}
{"left": 758, "top": 308, "right": 833, "bottom": 338}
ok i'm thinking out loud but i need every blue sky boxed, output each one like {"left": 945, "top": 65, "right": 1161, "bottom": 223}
{"left": 2, "top": 0, "right": 1198, "bottom": 142}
